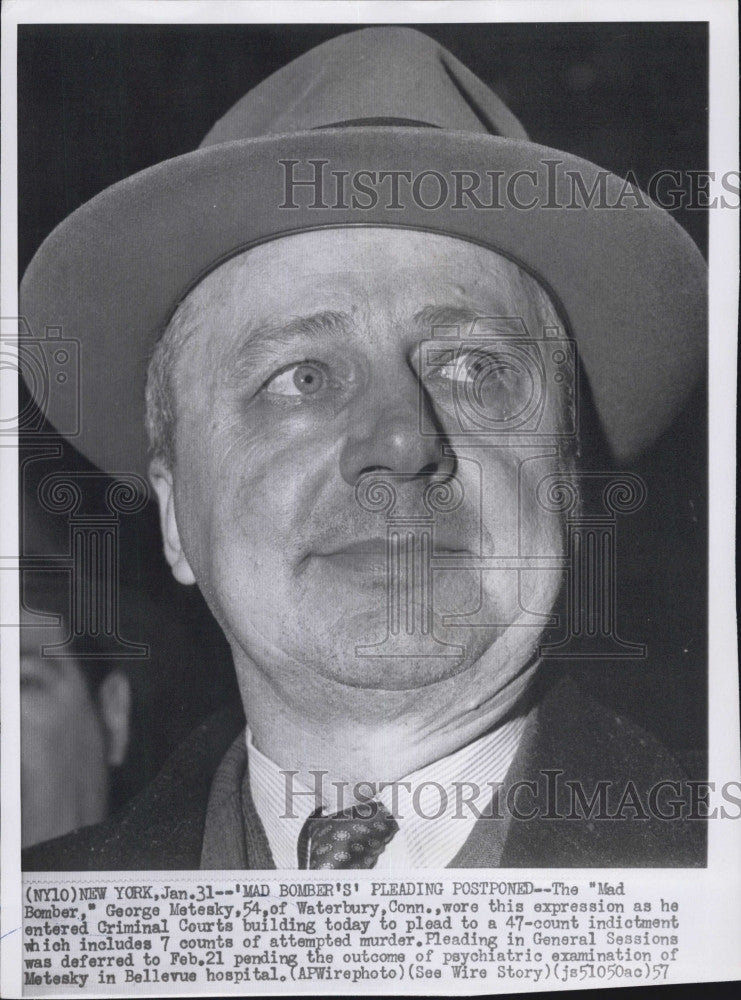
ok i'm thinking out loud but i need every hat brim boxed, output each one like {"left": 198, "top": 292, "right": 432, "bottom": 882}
{"left": 20, "top": 128, "right": 706, "bottom": 475}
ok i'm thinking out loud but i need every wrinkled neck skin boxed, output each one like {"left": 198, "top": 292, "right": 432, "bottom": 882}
{"left": 233, "top": 620, "right": 544, "bottom": 791}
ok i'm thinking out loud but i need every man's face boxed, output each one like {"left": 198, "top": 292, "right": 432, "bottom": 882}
{"left": 155, "top": 228, "right": 570, "bottom": 691}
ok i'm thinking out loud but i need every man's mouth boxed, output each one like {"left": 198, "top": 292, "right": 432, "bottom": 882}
{"left": 314, "top": 535, "right": 472, "bottom": 572}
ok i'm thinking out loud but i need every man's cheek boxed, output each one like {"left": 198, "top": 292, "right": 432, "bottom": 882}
{"left": 461, "top": 453, "right": 522, "bottom": 552}
{"left": 514, "top": 453, "right": 565, "bottom": 555}
{"left": 178, "top": 423, "right": 285, "bottom": 517}
{"left": 229, "top": 419, "right": 344, "bottom": 519}
{"left": 230, "top": 438, "right": 327, "bottom": 515}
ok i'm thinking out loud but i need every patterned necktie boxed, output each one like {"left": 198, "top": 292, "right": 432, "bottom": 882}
{"left": 299, "top": 801, "right": 399, "bottom": 869}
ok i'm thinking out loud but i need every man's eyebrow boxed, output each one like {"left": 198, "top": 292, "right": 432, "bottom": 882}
{"left": 411, "top": 305, "right": 480, "bottom": 335}
{"left": 223, "top": 310, "right": 354, "bottom": 375}
{"left": 223, "top": 305, "right": 501, "bottom": 376}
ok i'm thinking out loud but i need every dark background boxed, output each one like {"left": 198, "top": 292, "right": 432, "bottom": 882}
{"left": 18, "top": 22, "right": 708, "bottom": 800}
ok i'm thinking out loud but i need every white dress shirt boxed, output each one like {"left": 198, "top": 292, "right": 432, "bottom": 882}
{"left": 246, "top": 715, "right": 526, "bottom": 869}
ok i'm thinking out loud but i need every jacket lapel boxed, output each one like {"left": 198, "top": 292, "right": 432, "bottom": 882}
{"left": 453, "top": 672, "right": 705, "bottom": 868}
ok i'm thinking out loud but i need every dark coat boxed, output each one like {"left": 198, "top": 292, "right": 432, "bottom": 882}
{"left": 22, "top": 673, "right": 705, "bottom": 870}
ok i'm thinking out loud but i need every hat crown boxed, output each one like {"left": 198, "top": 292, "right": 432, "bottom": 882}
{"left": 200, "top": 27, "right": 528, "bottom": 146}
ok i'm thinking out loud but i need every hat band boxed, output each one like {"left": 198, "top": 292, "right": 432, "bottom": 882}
{"left": 315, "top": 117, "right": 442, "bottom": 129}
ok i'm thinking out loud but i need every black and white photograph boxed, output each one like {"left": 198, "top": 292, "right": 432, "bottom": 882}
{"left": 1, "top": 1, "right": 739, "bottom": 995}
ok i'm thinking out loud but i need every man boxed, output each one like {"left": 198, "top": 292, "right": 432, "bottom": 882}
{"left": 21, "top": 27, "right": 706, "bottom": 869}
{"left": 17, "top": 491, "right": 141, "bottom": 849}
{"left": 20, "top": 602, "right": 131, "bottom": 849}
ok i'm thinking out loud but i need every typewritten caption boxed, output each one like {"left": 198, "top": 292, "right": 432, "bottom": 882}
{"left": 18, "top": 875, "right": 688, "bottom": 994}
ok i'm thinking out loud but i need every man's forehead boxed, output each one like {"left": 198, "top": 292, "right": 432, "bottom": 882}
{"left": 177, "top": 227, "right": 560, "bottom": 342}
{"left": 217, "top": 226, "right": 517, "bottom": 273}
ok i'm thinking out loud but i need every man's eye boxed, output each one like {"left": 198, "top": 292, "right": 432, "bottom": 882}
{"left": 265, "top": 362, "right": 327, "bottom": 397}
{"left": 426, "top": 348, "right": 531, "bottom": 422}
{"left": 431, "top": 351, "right": 518, "bottom": 388}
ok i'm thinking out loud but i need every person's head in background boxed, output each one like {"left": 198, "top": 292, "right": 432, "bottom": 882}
{"left": 20, "top": 600, "right": 131, "bottom": 848}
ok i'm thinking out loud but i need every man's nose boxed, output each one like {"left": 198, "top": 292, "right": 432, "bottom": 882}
{"left": 339, "top": 377, "right": 456, "bottom": 486}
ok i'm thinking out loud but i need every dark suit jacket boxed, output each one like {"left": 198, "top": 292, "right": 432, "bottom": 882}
{"left": 23, "top": 672, "right": 705, "bottom": 870}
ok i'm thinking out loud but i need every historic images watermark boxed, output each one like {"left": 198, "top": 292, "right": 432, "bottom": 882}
{"left": 1, "top": 317, "right": 80, "bottom": 440}
{"left": 279, "top": 159, "right": 740, "bottom": 212}
{"left": 5, "top": 316, "right": 149, "bottom": 658}
{"left": 279, "top": 770, "right": 741, "bottom": 823}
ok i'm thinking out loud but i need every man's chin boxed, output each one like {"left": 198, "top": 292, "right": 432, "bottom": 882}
{"left": 322, "top": 654, "right": 471, "bottom": 691}
{"left": 301, "top": 609, "right": 506, "bottom": 691}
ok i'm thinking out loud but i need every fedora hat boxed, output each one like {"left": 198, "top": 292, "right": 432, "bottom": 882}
{"left": 20, "top": 27, "right": 706, "bottom": 475}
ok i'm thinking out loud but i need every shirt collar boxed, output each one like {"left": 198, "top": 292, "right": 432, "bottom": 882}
{"left": 246, "top": 714, "right": 526, "bottom": 869}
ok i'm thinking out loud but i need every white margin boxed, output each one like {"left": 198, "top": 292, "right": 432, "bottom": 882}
{"left": 1, "top": 2, "right": 739, "bottom": 997}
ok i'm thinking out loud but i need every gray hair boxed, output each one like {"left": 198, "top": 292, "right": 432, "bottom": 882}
{"left": 145, "top": 293, "right": 202, "bottom": 468}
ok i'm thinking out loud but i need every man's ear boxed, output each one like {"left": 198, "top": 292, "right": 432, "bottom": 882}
{"left": 97, "top": 671, "right": 131, "bottom": 768}
{"left": 149, "top": 457, "right": 196, "bottom": 585}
